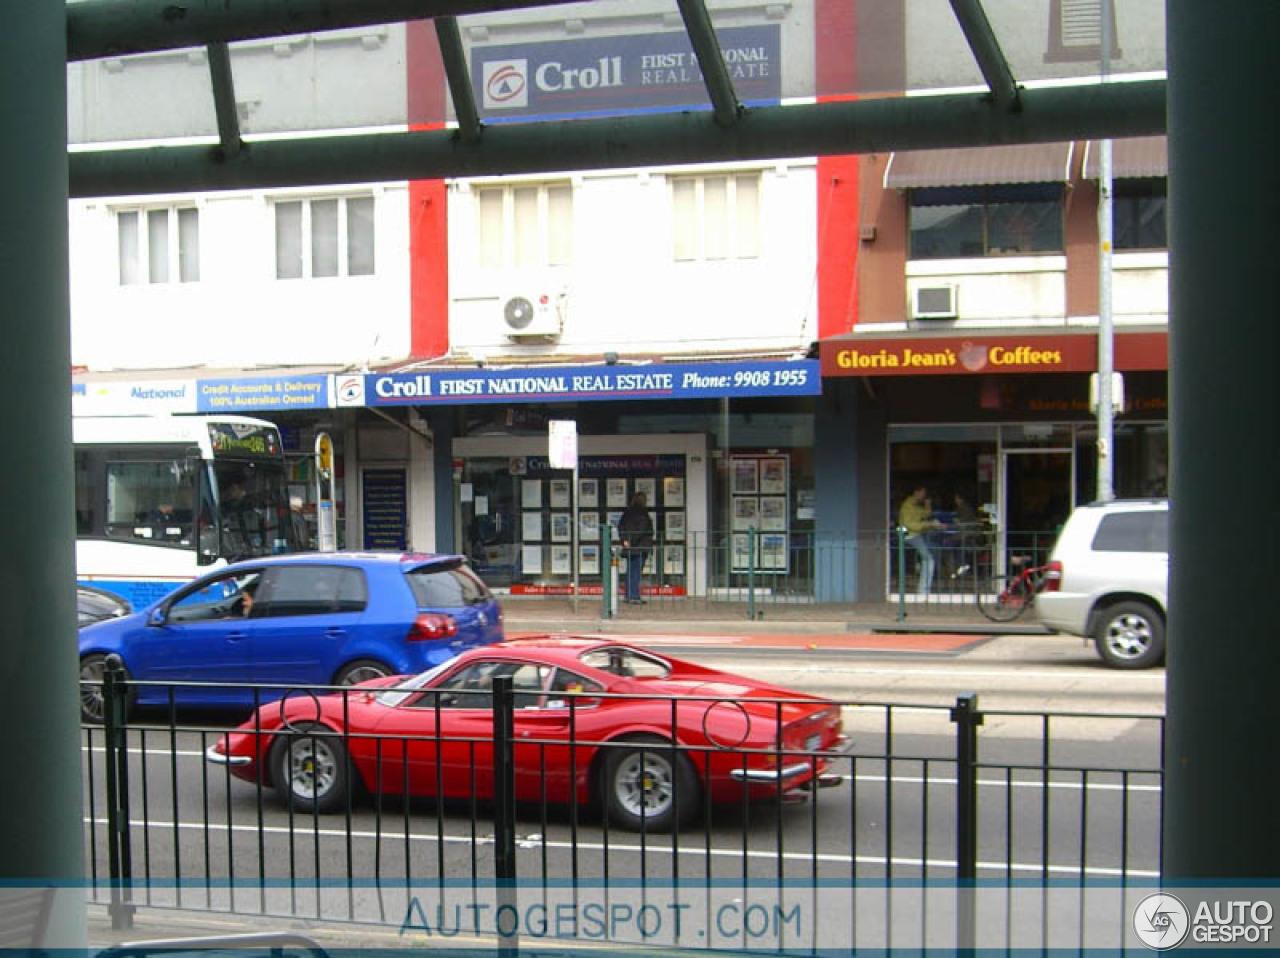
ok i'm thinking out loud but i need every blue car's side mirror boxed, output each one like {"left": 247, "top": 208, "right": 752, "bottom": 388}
{"left": 147, "top": 608, "right": 166, "bottom": 627}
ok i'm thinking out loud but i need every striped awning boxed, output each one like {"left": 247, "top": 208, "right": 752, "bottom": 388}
{"left": 884, "top": 142, "right": 1075, "bottom": 189}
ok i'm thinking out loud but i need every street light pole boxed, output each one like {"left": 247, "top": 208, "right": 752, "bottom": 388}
{"left": 1095, "top": 0, "right": 1116, "bottom": 502}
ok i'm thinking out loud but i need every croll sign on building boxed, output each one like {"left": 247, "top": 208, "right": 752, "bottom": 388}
{"left": 471, "top": 25, "right": 782, "bottom": 120}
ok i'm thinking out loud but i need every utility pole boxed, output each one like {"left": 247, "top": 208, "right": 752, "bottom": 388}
{"left": 1095, "top": 0, "right": 1116, "bottom": 502}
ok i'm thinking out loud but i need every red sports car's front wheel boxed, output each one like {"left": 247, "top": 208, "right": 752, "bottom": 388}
{"left": 271, "top": 724, "right": 352, "bottom": 814}
{"left": 603, "top": 739, "right": 699, "bottom": 833}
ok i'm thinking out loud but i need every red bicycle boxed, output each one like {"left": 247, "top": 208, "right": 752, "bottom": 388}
{"left": 976, "top": 555, "right": 1056, "bottom": 622}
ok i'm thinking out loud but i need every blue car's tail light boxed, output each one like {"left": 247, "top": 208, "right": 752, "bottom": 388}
{"left": 407, "top": 612, "right": 458, "bottom": 642}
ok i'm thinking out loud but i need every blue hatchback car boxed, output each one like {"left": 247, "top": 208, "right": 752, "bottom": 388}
{"left": 78, "top": 553, "right": 504, "bottom": 722}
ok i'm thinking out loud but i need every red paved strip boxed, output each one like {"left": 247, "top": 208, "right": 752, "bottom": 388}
{"left": 508, "top": 631, "right": 984, "bottom": 654}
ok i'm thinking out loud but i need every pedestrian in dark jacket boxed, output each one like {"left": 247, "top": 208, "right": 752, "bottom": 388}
{"left": 617, "top": 492, "right": 654, "bottom": 604}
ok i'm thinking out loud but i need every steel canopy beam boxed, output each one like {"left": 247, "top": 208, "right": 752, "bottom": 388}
{"left": 69, "top": 78, "right": 1166, "bottom": 198}
{"left": 676, "top": 0, "right": 742, "bottom": 128}
{"left": 948, "top": 0, "right": 1020, "bottom": 110}
{"left": 434, "top": 17, "right": 480, "bottom": 142}
{"left": 206, "top": 43, "right": 242, "bottom": 160}
{"left": 67, "top": 0, "right": 584, "bottom": 62}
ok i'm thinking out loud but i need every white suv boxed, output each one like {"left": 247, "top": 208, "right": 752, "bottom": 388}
{"left": 1036, "top": 499, "right": 1169, "bottom": 669}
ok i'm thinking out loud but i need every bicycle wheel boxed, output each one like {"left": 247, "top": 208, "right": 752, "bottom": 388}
{"left": 977, "top": 574, "right": 1034, "bottom": 622}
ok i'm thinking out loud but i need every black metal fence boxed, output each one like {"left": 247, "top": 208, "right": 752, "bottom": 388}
{"left": 84, "top": 664, "right": 1163, "bottom": 951}
{"left": 515, "top": 528, "right": 1060, "bottom": 620}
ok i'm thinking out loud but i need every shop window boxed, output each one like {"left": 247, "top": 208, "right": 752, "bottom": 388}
{"left": 476, "top": 181, "right": 573, "bottom": 269}
{"left": 274, "top": 195, "right": 375, "bottom": 279}
{"left": 1113, "top": 178, "right": 1167, "bottom": 251}
{"left": 671, "top": 172, "right": 760, "bottom": 261}
{"left": 117, "top": 206, "right": 199, "bottom": 284}
{"left": 908, "top": 184, "right": 1064, "bottom": 260}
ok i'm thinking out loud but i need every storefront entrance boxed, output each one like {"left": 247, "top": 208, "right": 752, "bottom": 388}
{"left": 1001, "top": 445, "right": 1073, "bottom": 565}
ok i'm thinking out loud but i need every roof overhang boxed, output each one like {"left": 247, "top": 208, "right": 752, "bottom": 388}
{"left": 1083, "top": 136, "right": 1168, "bottom": 179}
{"left": 884, "top": 142, "right": 1075, "bottom": 190}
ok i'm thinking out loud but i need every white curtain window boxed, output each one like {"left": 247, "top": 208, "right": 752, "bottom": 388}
{"left": 117, "top": 211, "right": 140, "bottom": 285}
{"left": 310, "top": 199, "right": 340, "bottom": 278}
{"left": 513, "top": 187, "right": 540, "bottom": 268}
{"left": 274, "top": 195, "right": 376, "bottom": 279}
{"left": 671, "top": 179, "right": 697, "bottom": 261}
{"left": 117, "top": 206, "right": 198, "bottom": 285}
{"left": 546, "top": 186, "right": 573, "bottom": 266}
{"left": 178, "top": 208, "right": 200, "bottom": 282}
{"left": 147, "top": 209, "right": 169, "bottom": 283}
{"left": 702, "top": 176, "right": 729, "bottom": 260}
{"left": 734, "top": 174, "right": 760, "bottom": 259}
{"left": 670, "top": 172, "right": 761, "bottom": 262}
{"left": 475, "top": 181, "right": 574, "bottom": 270}
{"left": 275, "top": 202, "right": 304, "bottom": 279}
{"left": 347, "top": 196, "right": 375, "bottom": 276}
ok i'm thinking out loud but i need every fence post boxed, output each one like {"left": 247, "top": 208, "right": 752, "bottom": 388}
{"left": 746, "top": 526, "right": 757, "bottom": 620}
{"left": 102, "top": 654, "right": 135, "bottom": 930}
{"left": 601, "top": 523, "right": 614, "bottom": 619}
{"left": 950, "top": 693, "right": 983, "bottom": 953}
{"left": 491, "top": 675, "right": 518, "bottom": 958}
{"left": 895, "top": 525, "right": 907, "bottom": 621}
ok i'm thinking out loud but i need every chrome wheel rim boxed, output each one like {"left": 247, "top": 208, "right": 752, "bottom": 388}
{"left": 614, "top": 751, "right": 675, "bottom": 819}
{"left": 80, "top": 658, "right": 105, "bottom": 721}
{"left": 287, "top": 737, "right": 338, "bottom": 800}
{"left": 339, "top": 664, "right": 388, "bottom": 686}
{"left": 1103, "top": 613, "right": 1152, "bottom": 659}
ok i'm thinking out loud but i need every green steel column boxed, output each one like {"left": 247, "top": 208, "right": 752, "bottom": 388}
{"left": 0, "top": 4, "right": 86, "bottom": 946}
{"left": 1164, "top": 2, "right": 1280, "bottom": 877}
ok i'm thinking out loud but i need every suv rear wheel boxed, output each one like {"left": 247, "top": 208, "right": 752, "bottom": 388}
{"left": 1094, "top": 600, "right": 1165, "bottom": 669}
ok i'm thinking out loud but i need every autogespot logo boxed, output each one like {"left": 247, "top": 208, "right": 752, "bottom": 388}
{"left": 1134, "top": 893, "right": 1190, "bottom": 950}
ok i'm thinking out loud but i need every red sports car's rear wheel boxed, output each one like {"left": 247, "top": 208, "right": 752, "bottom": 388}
{"left": 603, "top": 738, "right": 699, "bottom": 832}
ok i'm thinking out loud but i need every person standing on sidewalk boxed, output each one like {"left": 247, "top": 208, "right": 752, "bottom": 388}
{"left": 618, "top": 491, "right": 655, "bottom": 605}
{"left": 898, "top": 485, "right": 945, "bottom": 595}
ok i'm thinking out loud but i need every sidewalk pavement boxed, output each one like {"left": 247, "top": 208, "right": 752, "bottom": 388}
{"left": 499, "top": 596, "right": 1049, "bottom": 653}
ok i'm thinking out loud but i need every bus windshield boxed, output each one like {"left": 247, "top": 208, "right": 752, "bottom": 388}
{"left": 212, "top": 459, "right": 297, "bottom": 560}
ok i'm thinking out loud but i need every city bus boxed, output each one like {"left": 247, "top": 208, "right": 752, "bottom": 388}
{"left": 74, "top": 414, "right": 303, "bottom": 607}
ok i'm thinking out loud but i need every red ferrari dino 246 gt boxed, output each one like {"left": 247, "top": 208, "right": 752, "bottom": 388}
{"left": 208, "top": 637, "right": 847, "bottom": 831}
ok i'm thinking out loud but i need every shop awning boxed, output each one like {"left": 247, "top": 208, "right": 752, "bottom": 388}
{"left": 883, "top": 142, "right": 1075, "bottom": 190}
{"left": 1083, "top": 135, "right": 1168, "bottom": 179}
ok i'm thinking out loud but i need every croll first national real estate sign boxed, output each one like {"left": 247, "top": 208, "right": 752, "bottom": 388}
{"left": 349, "top": 360, "right": 819, "bottom": 407}
{"left": 471, "top": 25, "right": 781, "bottom": 120}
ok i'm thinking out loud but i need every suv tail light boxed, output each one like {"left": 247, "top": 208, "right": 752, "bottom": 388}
{"left": 1042, "top": 560, "right": 1063, "bottom": 593}
{"left": 407, "top": 613, "right": 458, "bottom": 641}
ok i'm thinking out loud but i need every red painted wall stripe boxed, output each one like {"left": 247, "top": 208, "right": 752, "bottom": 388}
{"left": 816, "top": 0, "right": 860, "bottom": 341}
{"left": 406, "top": 22, "right": 449, "bottom": 359}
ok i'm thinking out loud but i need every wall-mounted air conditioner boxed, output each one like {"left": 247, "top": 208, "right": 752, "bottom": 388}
{"left": 501, "top": 291, "right": 562, "bottom": 340}
{"left": 911, "top": 284, "right": 958, "bottom": 320}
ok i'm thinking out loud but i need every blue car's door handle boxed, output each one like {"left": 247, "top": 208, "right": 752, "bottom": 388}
{"left": 225, "top": 631, "right": 249, "bottom": 642}
{"left": 325, "top": 628, "right": 346, "bottom": 639}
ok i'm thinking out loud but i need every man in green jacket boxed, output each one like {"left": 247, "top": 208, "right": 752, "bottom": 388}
{"left": 898, "top": 486, "right": 945, "bottom": 596}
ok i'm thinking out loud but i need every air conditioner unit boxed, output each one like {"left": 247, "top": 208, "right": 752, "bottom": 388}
{"left": 500, "top": 291, "right": 562, "bottom": 340}
{"left": 911, "top": 284, "right": 958, "bottom": 320}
